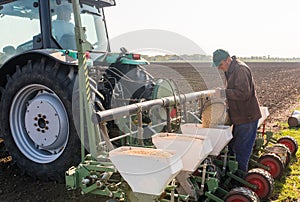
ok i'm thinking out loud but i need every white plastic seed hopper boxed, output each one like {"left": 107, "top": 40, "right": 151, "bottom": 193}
{"left": 152, "top": 133, "right": 213, "bottom": 172}
{"left": 109, "top": 146, "right": 183, "bottom": 196}
{"left": 180, "top": 124, "right": 233, "bottom": 156}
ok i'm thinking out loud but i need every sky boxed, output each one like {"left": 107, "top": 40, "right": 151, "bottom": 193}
{"left": 104, "top": 0, "right": 300, "bottom": 58}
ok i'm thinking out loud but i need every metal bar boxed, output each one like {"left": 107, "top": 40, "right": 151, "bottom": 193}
{"left": 183, "top": 102, "right": 187, "bottom": 122}
{"left": 96, "top": 90, "right": 215, "bottom": 123}
{"left": 226, "top": 172, "right": 257, "bottom": 189}
{"left": 73, "top": 0, "right": 86, "bottom": 161}
{"left": 100, "top": 122, "right": 114, "bottom": 151}
{"left": 166, "top": 106, "right": 171, "bottom": 132}
{"left": 204, "top": 192, "right": 224, "bottom": 202}
{"left": 39, "top": 0, "right": 51, "bottom": 48}
{"left": 98, "top": 117, "right": 182, "bottom": 145}
{"left": 137, "top": 108, "right": 144, "bottom": 146}
{"left": 73, "top": 0, "right": 100, "bottom": 158}
{"left": 84, "top": 165, "right": 115, "bottom": 172}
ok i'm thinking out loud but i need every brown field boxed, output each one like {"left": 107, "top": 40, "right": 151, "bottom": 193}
{"left": 0, "top": 62, "right": 299, "bottom": 201}
{"left": 147, "top": 62, "right": 300, "bottom": 129}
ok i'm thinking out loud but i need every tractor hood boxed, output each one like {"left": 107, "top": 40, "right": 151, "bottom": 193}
{"left": 18, "top": 49, "right": 149, "bottom": 66}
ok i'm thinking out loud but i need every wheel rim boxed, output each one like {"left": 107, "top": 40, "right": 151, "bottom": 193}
{"left": 246, "top": 177, "right": 268, "bottom": 198}
{"left": 260, "top": 157, "right": 281, "bottom": 178}
{"left": 278, "top": 139, "right": 296, "bottom": 155}
{"left": 10, "top": 84, "right": 69, "bottom": 163}
{"left": 226, "top": 195, "right": 248, "bottom": 202}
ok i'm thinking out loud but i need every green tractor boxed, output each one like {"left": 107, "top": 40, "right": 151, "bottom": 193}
{"left": 0, "top": 0, "right": 158, "bottom": 181}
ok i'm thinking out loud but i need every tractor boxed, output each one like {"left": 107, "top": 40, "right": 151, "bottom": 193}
{"left": 0, "top": 0, "right": 158, "bottom": 182}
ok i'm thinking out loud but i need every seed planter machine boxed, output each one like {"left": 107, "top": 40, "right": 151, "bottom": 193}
{"left": 249, "top": 107, "right": 298, "bottom": 180}
{"left": 65, "top": 12, "right": 264, "bottom": 198}
{"left": 64, "top": 2, "right": 291, "bottom": 201}
{"left": 66, "top": 89, "right": 266, "bottom": 201}
{"left": 66, "top": 39, "right": 271, "bottom": 200}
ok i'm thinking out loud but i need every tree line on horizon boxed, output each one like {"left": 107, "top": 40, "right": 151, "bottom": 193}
{"left": 142, "top": 54, "right": 300, "bottom": 62}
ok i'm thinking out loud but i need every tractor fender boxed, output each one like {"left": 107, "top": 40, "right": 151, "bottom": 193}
{"left": 0, "top": 49, "right": 77, "bottom": 81}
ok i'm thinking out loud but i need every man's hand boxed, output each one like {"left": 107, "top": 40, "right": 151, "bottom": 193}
{"left": 214, "top": 87, "right": 226, "bottom": 99}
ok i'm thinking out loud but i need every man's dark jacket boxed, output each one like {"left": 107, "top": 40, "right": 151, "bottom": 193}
{"left": 225, "top": 56, "right": 262, "bottom": 125}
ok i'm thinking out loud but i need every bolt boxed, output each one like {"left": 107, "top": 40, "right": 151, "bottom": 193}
{"left": 82, "top": 178, "right": 90, "bottom": 185}
{"left": 34, "top": 117, "right": 38, "bottom": 121}
{"left": 96, "top": 181, "right": 102, "bottom": 186}
{"left": 37, "top": 128, "right": 40, "bottom": 132}
{"left": 34, "top": 123, "right": 37, "bottom": 127}
{"left": 38, "top": 114, "right": 42, "bottom": 117}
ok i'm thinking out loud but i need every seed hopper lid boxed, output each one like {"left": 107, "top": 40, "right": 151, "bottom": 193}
{"left": 180, "top": 124, "right": 233, "bottom": 156}
{"left": 152, "top": 133, "right": 213, "bottom": 172}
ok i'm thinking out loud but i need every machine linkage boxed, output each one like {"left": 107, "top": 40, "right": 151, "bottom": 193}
{"left": 65, "top": 89, "right": 284, "bottom": 202}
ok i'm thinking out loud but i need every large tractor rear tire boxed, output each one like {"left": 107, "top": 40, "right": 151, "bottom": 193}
{"left": 0, "top": 58, "right": 81, "bottom": 182}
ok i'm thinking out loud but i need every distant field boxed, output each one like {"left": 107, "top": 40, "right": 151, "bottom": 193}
{"left": 147, "top": 61, "right": 300, "bottom": 125}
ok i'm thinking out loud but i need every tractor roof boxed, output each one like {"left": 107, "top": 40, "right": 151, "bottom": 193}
{"left": 0, "top": 0, "right": 115, "bottom": 19}
{"left": 81, "top": 0, "right": 116, "bottom": 8}
{"left": 0, "top": 0, "right": 116, "bottom": 8}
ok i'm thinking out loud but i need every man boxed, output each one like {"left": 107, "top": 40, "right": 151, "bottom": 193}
{"left": 52, "top": 4, "right": 75, "bottom": 42}
{"left": 212, "top": 49, "right": 262, "bottom": 172}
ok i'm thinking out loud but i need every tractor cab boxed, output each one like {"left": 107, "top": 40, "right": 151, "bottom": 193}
{"left": 0, "top": 0, "right": 114, "bottom": 65}
{"left": 49, "top": 0, "right": 112, "bottom": 52}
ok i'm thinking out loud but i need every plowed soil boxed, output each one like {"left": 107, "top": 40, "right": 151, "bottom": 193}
{"left": 0, "top": 62, "right": 299, "bottom": 202}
